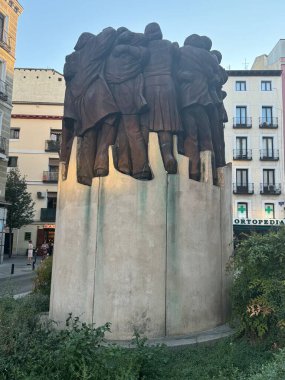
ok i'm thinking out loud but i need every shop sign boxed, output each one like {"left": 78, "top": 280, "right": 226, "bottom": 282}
{"left": 44, "top": 224, "right": 56, "bottom": 229}
{"left": 234, "top": 218, "right": 285, "bottom": 226}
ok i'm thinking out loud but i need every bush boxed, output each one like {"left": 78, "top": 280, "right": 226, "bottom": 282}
{"left": 229, "top": 228, "right": 285, "bottom": 340}
{"left": 33, "top": 256, "right": 53, "bottom": 297}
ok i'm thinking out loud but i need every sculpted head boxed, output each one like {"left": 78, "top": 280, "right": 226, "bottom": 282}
{"left": 117, "top": 27, "right": 129, "bottom": 36}
{"left": 211, "top": 50, "right": 222, "bottom": 64}
{"left": 184, "top": 34, "right": 203, "bottom": 48}
{"left": 74, "top": 32, "right": 95, "bottom": 51}
{"left": 117, "top": 31, "right": 146, "bottom": 46}
{"left": 201, "top": 36, "right": 212, "bottom": 51}
{"left": 144, "top": 22, "right": 163, "bottom": 41}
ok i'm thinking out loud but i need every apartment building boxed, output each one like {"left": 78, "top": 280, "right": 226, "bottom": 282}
{"left": 0, "top": 0, "right": 22, "bottom": 261}
{"left": 223, "top": 70, "right": 285, "bottom": 235}
{"left": 9, "top": 68, "right": 64, "bottom": 254}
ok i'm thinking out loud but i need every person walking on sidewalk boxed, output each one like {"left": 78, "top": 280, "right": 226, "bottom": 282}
{"left": 27, "top": 240, "right": 33, "bottom": 265}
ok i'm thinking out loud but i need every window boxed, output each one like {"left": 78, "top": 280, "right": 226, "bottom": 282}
{"left": 10, "top": 128, "right": 20, "bottom": 139}
{"left": 261, "top": 81, "right": 272, "bottom": 91}
{"left": 0, "top": 59, "right": 7, "bottom": 94}
{"left": 263, "top": 169, "right": 275, "bottom": 185}
{"left": 0, "top": 110, "right": 3, "bottom": 133}
{"left": 262, "top": 106, "right": 273, "bottom": 122}
{"left": 24, "top": 232, "right": 31, "bottom": 241}
{"left": 8, "top": 156, "right": 17, "bottom": 167}
{"left": 264, "top": 203, "right": 275, "bottom": 219}
{"left": 49, "top": 158, "right": 59, "bottom": 172}
{"left": 235, "top": 81, "right": 246, "bottom": 91}
{"left": 236, "top": 137, "right": 248, "bottom": 157}
{"left": 236, "top": 169, "right": 249, "bottom": 193}
{"left": 237, "top": 202, "right": 248, "bottom": 218}
{"left": 0, "top": 13, "right": 8, "bottom": 44}
{"left": 47, "top": 192, "right": 57, "bottom": 209}
{"left": 0, "top": 13, "right": 4, "bottom": 42}
{"left": 262, "top": 137, "right": 274, "bottom": 158}
{"left": 236, "top": 106, "right": 247, "bottom": 125}
{"left": 50, "top": 129, "right": 61, "bottom": 142}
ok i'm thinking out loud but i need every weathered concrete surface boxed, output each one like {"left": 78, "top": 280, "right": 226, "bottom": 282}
{"left": 50, "top": 135, "right": 232, "bottom": 340}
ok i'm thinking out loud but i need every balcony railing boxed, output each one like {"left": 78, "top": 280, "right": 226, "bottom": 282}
{"left": 233, "top": 117, "right": 252, "bottom": 128}
{"left": 233, "top": 149, "right": 252, "bottom": 160}
{"left": 0, "top": 30, "right": 14, "bottom": 54}
{"left": 260, "top": 149, "right": 279, "bottom": 161}
{"left": 45, "top": 140, "right": 61, "bottom": 152}
{"left": 0, "top": 79, "right": 9, "bottom": 102}
{"left": 233, "top": 183, "right": 254, "bottom": 194}
{"left": 0, "top": 136, "right": 7, "bottom": 155}
{"left": 260, "top": 183, "right": 281, "bottom": 195}
{"left": 40, "top": 208, "right": 56, "bottom": 222}
{"left": 43, "top": 171, "right": 59, "bottom": 183}
{"left": 259, "top": 117, "right": 278, "bottom": 129}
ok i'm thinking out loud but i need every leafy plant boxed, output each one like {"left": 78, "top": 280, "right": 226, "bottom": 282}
{"left": 33, "top": 256, "right": 53, "bottom": 298}
{"left": 229, "top": 228, "right": 285, "bottom": 340}
{"left": 5, "top": 169, "right": 35, "bottom": 257}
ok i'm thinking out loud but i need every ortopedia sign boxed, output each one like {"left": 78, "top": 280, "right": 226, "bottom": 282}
{"left": 234, "top": 218, "right": 285, "bottom": 226}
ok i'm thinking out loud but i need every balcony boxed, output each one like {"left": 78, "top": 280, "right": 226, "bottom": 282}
{"left": 43, "top": 171, "right": 59, "bottom": 183}
{"left": 233, "top": 117, "right": 252, "bottom": 129}
{"left": 0, "top": 30, "right": 14, "bottom": 54}
{"left": 45, "top": 140, "right": 61, "bottom": 152}
{"left": 0, "top": 136, "right": 7, "bottom": 155}
{"left": 260, "top": 149, "right": 279, "bottom": 161}
{"left": 40, "top": 208, "right": 56, "bottom": 222}
{"left": 259, "top": 117, "right": 278, "bottom": 129}
{"left": 233, "top": 183, "right": 254, "bottom": 195}
{"left": 260, "top": 183, "right": 281, "bottom": 195}
{"left": 233, "top": 149, "right": 252, "bottom": 160}
{"left": 0, "top": 79, "right": 9, "bottom": 102}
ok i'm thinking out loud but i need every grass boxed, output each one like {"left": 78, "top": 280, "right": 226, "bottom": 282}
{"left": 0, "top": 292, "right": 280, "bottom": 380}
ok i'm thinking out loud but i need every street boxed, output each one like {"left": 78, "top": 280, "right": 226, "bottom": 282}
{"left": 0, "top": 272, "right": 35, "bottom": 297}
{"left": 0, "top": 255, "right": 37, "bottom": 297}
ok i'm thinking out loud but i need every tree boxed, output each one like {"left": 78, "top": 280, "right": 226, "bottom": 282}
{"left": 5, "top": 169, "right": 35, "bottom": 257}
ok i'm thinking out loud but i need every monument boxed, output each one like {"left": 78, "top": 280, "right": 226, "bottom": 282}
{"left": 49, "top": 23, "right": 232, "bottom": 340}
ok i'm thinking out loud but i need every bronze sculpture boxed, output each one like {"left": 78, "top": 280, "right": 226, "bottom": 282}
{"left": 142, "top": 22, "right": 182, "bottom": 174}
{"left": 60, "top": 24, "right": 228, "bottom": 185}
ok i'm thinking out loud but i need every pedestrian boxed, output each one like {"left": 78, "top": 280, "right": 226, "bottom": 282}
{"left": 41, "top": 240, "right": 49, "bottom": 261}
{"left": 27, "top": 240, "right": 33, "bottom": 265}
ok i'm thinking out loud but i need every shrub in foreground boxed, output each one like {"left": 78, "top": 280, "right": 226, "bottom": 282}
{"left": 33, "top": 256, "right": 52, "bottom": 297}
{"left": 0, "top": 293, "right": 277, "bottom": 379}
{"left": 230, "top": 228, "right": 285, "bottom": 340}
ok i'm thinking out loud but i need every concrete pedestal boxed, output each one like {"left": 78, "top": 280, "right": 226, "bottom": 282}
{"left": 50, "top": 134, "right": 232, "bottom": 340}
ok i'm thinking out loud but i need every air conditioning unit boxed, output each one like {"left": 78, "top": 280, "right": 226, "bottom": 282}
{"left": 37, "top": 191, "right": 46, "bottom": 199}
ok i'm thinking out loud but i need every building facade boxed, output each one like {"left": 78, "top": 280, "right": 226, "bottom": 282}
{"left": 9, "top": 68, "right": 64, "bottom": 254}
{"left": 223, "top": 70, "right": 285, "bottom": 235}
{"left": 0, "top": 0, "right": 22, "bottom": 261}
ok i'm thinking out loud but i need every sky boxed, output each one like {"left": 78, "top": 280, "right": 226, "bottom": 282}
{"left": 15, "top": 0, "right": 285, "bottom": 73}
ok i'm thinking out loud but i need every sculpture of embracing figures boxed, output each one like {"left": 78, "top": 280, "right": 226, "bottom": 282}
{"left": 60, "top": 22, "right": 228, "bottom": 185}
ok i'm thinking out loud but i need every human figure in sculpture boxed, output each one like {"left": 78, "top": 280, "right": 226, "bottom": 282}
{"left": 61, "top": 32, "right": 94, "bottom": 180}
{"left": 177, "top": 34, "right": 218, "bottom": 181}
{"left": 105, "top": 30, "right": 152, "bottom": 180}
{"left": 142, "top": 22, "right": 182, "bottom": 174}
{"left": 210, "top": 50, "right": 228, "bottom": 168}
{"left": 61, "top": 28, "right": 120, "bottom": 185}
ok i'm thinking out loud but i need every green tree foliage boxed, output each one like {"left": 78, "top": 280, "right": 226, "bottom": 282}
{"left": 229, "top": 229, "right": 285, "bottom": 340}
{"left": 5, "top": 169, "right": 35, "bottom": 256}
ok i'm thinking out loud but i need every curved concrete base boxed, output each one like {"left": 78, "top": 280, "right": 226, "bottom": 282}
{"left": 49, "top": 134, "right": 232, "bottom": 340}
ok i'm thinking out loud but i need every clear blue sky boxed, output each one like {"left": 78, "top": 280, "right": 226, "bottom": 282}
{"left": 15, "top": 0, "right": 285, "bottom": 73}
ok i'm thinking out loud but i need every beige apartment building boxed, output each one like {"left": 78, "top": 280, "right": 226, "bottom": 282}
{"left": 0, "top": 0, "right": 22, "bottom": 261}
{"left": 223, "top": 70, "right": 285, "bottom": 235}
{"left": 9, "top": 68, "right": 64, "bottom": 254}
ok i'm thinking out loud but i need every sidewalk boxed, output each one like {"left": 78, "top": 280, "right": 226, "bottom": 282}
{"left": 0, "top": 255, "right": 39, "bottom": 280}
